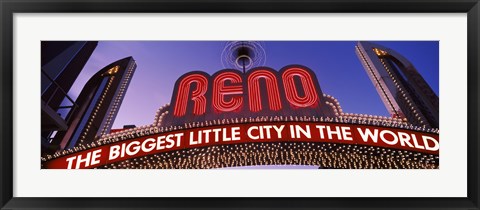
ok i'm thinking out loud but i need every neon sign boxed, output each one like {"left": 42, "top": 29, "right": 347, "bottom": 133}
{"left": 166, "top": 65, "right": 332, "bottom": 126}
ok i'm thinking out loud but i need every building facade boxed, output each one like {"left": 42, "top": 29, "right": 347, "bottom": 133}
{"left": 355, "top": 41, "right": 439, "bottom": 128}
{"left": 49, "top": 57, "right": 137, "bottom": 150}
{"left": 41, "top": 41, "right": 98, "bottom": 152}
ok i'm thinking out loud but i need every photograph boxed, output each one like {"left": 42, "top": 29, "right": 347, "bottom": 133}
{"left": 40, "top": 41, "right": 440, "bottom": 169}
{"left": 2, "top": 1, "right": 478, "bottom": 209}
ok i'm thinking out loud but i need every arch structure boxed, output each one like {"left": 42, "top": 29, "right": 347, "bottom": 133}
{"left": 41, "top": 63, "right": 439, "bottom": 169}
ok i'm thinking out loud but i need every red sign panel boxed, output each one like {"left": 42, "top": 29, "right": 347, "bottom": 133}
{"left": 163, "top": 65, "right": 336, "bottom": 126}
{"left": 43, "top": 122, "right": 439, "bottom": 169}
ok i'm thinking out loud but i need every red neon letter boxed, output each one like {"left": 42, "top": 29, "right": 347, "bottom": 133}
{"left": 173, "top": 74, "right": 208, "bottom": 116}
{"left": 212, "top": 72, "right": 243, "bottom": 112}
{"left": 247, "top": 70, "right": 282, "bottom": 112}
{"left": 282, "top": 67, "right": 319, "bottom": 108}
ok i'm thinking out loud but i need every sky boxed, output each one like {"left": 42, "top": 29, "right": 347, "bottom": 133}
{"left": 66, "top": 41, "right": 439, "bottom": 129}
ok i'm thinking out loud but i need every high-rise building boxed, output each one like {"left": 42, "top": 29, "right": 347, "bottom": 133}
{"left": 355, "top": 41, "right": 439, "bottom": 128}
{"left": 50, "top": 57, "right": 137, "bottom": 150}
{"left": 41, "top": 41, "right": 98, "bottom": 131}
{"left": 41, "top": 41, "right": 98, "bottom": 153}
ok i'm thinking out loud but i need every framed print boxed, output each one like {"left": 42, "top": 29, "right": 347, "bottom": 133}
{"left": 1, "top": 0, "right": 479, "bottom": 209}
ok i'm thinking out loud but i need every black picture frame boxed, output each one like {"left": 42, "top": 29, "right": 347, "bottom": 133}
{"left": 1, "top": 0, "right": 479, "bottom": 209}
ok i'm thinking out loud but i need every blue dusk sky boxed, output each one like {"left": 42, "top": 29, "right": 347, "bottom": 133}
{"left": 66, "top": 41, "right": 439, "bottom": 129}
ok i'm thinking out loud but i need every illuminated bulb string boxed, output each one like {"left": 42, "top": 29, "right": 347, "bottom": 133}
{"left": 378, "top": 57, "right": 428, "bottom": 126}
{"left": 99, "top": 62, "right": 137, "bottom": 137}
{"left": 356, "top": 46, "right": 402, "bottom": 119}
{"left": 96, "top": 142, "right": 438, "bottom": 169}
